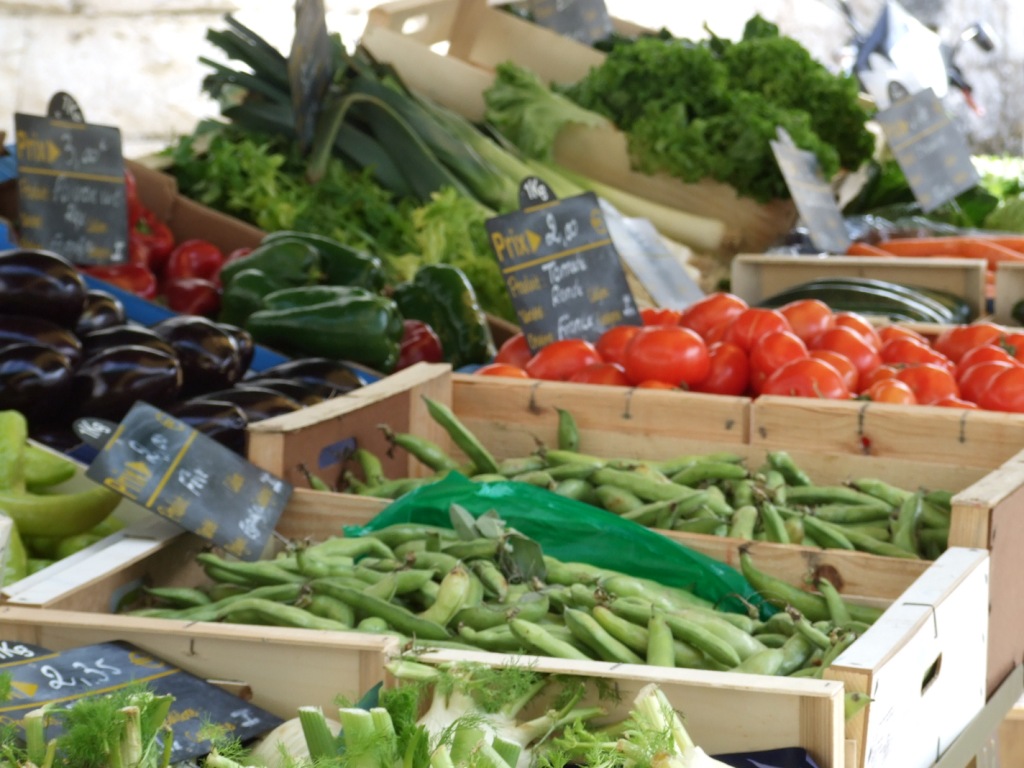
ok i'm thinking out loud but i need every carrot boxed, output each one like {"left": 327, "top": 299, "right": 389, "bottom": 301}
{"left": 846, "top": 241, "right": 894, "bottom": 256}
{"left": 973, "top": 236, "right": 1024, "bottom": 254}
{"left": 877, "top": 236, "right": 1024, "bottom": 270}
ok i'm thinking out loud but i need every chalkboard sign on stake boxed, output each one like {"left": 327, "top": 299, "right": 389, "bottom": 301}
{"left": 14, "top": 108, "right": 128, "bottom": 265}
{"left": 46, "top": 91, "right": 85, "bottom": 123}
{"left": 289, "top": 0, "right": 335, "bottom": 153}
{"left": 528, "top": 0, "right": 613, "bottom": 45}
{"left": 770, "top": 127, "right": 851, "bottom": 254}
{"left": 486, "top": 176, "right": 640, "bottom": 353}
{"left": 0, "top": 640, "right": 281, "bottom": 763}
{"left": 875, "top": 88, "right": 979, "bottom": 213}
{"left": 85, "top": 401, "right": 292, "bottom": 561}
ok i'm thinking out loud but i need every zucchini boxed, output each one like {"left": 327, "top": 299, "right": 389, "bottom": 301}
{"left": 757, "top": 277, "right": 961, "bottom": 324}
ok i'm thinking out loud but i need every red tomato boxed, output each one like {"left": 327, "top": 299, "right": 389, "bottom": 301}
{"left": 596, "top": 325, "right": 641, "bottom": 367}
{"left": 894, "top": 363, "right": 959, "bottom": 405}
{"left": 859, "top": 363, "right": 899, "bottom": 391}
{"left": 809, "top": 349, "right": 858, "bottom": 393}
{"left": 958, "top": 360, "right": 1017, "bottom": 404}
{"left": 691, "top": 341, "right": 750, "bottom": 396}
{"left": 640, "top": 307, "right": 683, "bottom": 326}
{"left": 634, "top": 379, "right": 679, "bottom": 390}
{"left": 524, "top": 339, "right": 603, "bottom": 381}
{"left": 475, "top": 362, "right": 529, "bottom": 378}
{"left": 623, "top": 325, "right": 709, "bottom": 387}
{"left": 165, "top": 239, "right": 225, "bottom": 284}
{"left": 163, "top": 277, "right": 221, "bottom": 317}
{"left": 932, "top": 322, "right": 1005, "bottom": 364}
{"left": 956, "top": 343, "right": 1018, "bottom": 374}
{"left": 779, "top": 299, "right": 834, "bottom": 344}
{"left": 395, "top": 319, "right": 444, "bottom": 371}
{"left": 880, "top": 337, "right": 952, "bottom": 369}
{"left": 1000, "top": 331, "right": 1024, "bottom": 363}
{"left": 749, "top": 330, "right": 808, "bottom": 395}
{"left": 568, "top": 362, "right": 630, "bottom": 386}
{"left": 833, "top": 312, "right": 882, "bottom": 349}
{"left": 722, "top": 308, "right": 791, "bottom": 352}
{"left": 813, "top": 326, "right": 882, "bottom": 390}
{"left": 976, "top": 365, "right": 1024, "bottom": 412}
{"left": 877, "top": 324, "right": 929, "bottom": 345}
{"left": 933, "top": 396, "right": 981, "bottom": 409}
{"left": 679, "top": 292, "right": 748, "bottom": 342}
{"left": 760, "top": 357, "right": 851, "bottom": 400}
{"left": 494, "top": 332, "right": 532, "bottom": 368}
{"left": 863, "top": 377, "right": 918, "bottom": 405}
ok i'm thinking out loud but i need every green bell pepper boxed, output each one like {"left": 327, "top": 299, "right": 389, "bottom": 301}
{"left": 262, "top": 231, "right": 386, "bottom": 291}
{"left": 218, "top": 239, "right": 324, "bottom": 288}
{"left": 392, "top": 264, "right": 496, "bottom": 369}
{"left": 218, "top": 268, "right": 286, "bottom": 327}
{"left": 261, "top": 284, "right": 374, "bottom": 311}
{"left": 246, "top": 293, "right": 405, "bottom": 373}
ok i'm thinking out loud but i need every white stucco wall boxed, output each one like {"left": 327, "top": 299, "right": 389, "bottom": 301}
{"left": 1, "top": 0, "right": 1020, "bottom": 158}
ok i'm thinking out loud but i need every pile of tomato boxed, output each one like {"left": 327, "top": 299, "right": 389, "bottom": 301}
{"left": 477, "top": 292, "right": 1024, "bottom": 413}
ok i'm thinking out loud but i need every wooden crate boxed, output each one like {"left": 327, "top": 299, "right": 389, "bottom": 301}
{"left": 730, "top": 253, "right": 988, "bottom": 321}
{"left": 751, "top": 395, "right": 1024, "bottom": 697}
{"left": 9, "top": 485, "right": 989, "bottom": 768}
{"left": 246, "top": 362, "right": 751, "bottom": 489}
{"left": 249, "top": 365, "right": 1021, "bottom": 695}
{"left": 0, "top": 444, "right": 183, "bottom": 607}
{"left": 360, "top": 0, "right": 798, "bottom": 253}
{"left": 0, "top": 604, "right": 399, "bottom": 720}
{"left": 994, "top": 261, "right": 1024, "bottom": 325}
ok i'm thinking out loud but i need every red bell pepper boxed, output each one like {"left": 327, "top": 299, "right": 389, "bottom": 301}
{"left": 164, "top": 277, "right": 222, "bottom": 317}
{"left": 132, "top": 208, "right": 175, "bottom": 273}
{"left": 82, "top": 263, "right": 159, "bottom": 300}
{"left": 166, "top": 239, "right": 225, "bottom": 285}
{"left": 395, "top": 319, "right": 444, "bottom": 371}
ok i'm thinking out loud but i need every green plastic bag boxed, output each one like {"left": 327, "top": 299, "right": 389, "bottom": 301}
{"left": 344, "top": 473, "right": 770, "bottom": 616}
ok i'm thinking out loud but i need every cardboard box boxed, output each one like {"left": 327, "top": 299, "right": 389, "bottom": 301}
{"left": 360, "top": 0, "right": 799, "bottom": 253}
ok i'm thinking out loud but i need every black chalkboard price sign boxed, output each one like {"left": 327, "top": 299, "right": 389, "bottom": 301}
{"left": 528, "top": 0, "right": 613, "bottom": 45}
{"left": 875, "top": 88, "right": 979, "bottom": 213}
{"left": 14, "top": 110, "right": 128, "bottom": 265}
{"left": 289, "top": 0, "right": 335, "bottom": 153}
{"left": 486, "top": 177, "right": 640, "bottom": 353}
{"left": 770, "top": 127, "right": 851, "bottom": 254}
{"left": 0, "top": 640, "right": 281, "bottom": 762}
{"left": 85, "top": 401, "right": 292, "bottom": 560}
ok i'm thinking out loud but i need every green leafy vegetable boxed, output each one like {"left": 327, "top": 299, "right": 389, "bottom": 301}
{"left": 484, "top": 14, "right": 876, "bottom": 203}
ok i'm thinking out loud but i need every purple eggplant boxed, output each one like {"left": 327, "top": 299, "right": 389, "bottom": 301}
{"left": 164, "top": 399, "right": 249, "bottom": 455}
{"left": 245, "top": 356, "right": 363, "bottom": 395}
{"left": 0, "top": 343, "right": 74, "bottom": 420}
{"left": 81, "top": 324, "right": 176, "bottom": 360}
{"left": 71, "top": 344, "right": 183, "bottom": 421}
{"left": 192, "top": 386, "right": 302, "bottom": 423}
{"left": 0, "top": 314, "right": 83, "bottom": 369}
{"left": 74, "top": 289, "right": 127, "bottom": 336}
{"left": 0, "top": 249, "right": 87, "bottom": 328}
{"left": 150, "top": 315, "right": 247, "bottom": 398}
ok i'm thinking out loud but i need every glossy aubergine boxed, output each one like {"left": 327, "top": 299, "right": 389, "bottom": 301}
{"left": 0, "top": 249, "right": 88, "bottom": 328}
{"left": 74, "top": 289, "right": 127, "bottom": 336}
{"left": 193, "top": 386, "right": 302, "bottom": 423}
{"left": 0, "top": 343, "right": 74, "bottom": 420}
{"left": 235, "top": 377, "right": 330, "bottom": 407}
{"left": 245, "top": 356, "right": 363, "bottom": 395}
{"left": 150, "top": 315, "right": 248, "bottom": 398}
{"left": 71, "top": 344, "right": 183, "bottom": 421}
{"left": 218, "top": 323, "right": 255, "bottom": 374}
{"left": 0, "top": 314, "right": 83, "bottom": 369}
{"left": 81, "top": 324, "right": 176, "bottom": 360}
{"left": 164, "top": 399, "right": 249, "bottom": 455}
